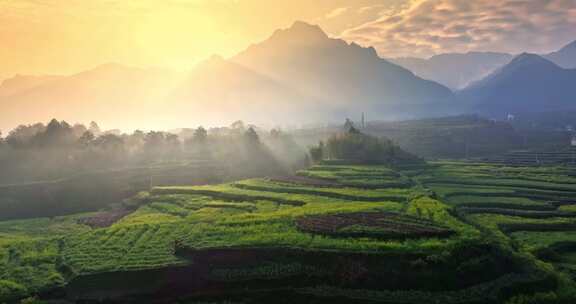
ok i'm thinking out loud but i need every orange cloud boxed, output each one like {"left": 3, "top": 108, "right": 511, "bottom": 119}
{"left": 342, "top": 0, "right": 576, "bottom": 58}
{"left": 325, "top": 7, "right": 349, "bottom": 19}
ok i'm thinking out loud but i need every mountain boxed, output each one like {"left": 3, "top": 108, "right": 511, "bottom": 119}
{"left": 0, "top": 21, "right": 456, "bottom": 131}
{"left": 0, "top": 64, "right": 184, "bottom": 131}
{"left": 232, "top": 21, "right": 455, "bottom": 119}
{"left": 391, "top": 52, "right": 513, "bottom": 90}
{"left": 167, "top": 55, "right": 330, "bottom": 125}
{"left": 0, "top": 75, "right": 63, "bottom": 97}
{"left": 545, "top": 40, "right": 576, "bottom": 69}
{"left": 459, "top": 53, "right": 576, "bottom": 118}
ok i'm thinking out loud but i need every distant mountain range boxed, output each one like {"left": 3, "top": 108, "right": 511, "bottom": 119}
{"left": 391, "top": 40, "right": 576, "bottom": 90}
{"left": 459, "top": 53, "right": 576, "bottom": 118}
{"left": 0, "top": 75, "right": 63, "bottom": 97}
{"left": 0, "top": 21, "right": 455, "bottom": 131}
{"left": 0, "top": 64, "right": 184, "bottom": 131}
{"left": 391, "top": 52, "right": 514, "bottom": 90}
{"left": 1, "top": 21, "right": 574, "bottom": 131}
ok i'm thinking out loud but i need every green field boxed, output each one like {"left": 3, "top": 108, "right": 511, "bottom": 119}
{"left": 1, "top": 162, "right": 576, "bottom": 303}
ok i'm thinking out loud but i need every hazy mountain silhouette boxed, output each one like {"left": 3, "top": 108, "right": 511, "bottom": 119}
{"left": 391, "top": 52, "right": 513, "bottom": 90}
{"left": 167, "top": 55, "right": 331, "bottom": 125}
{"left": 0, "top": 63, "right": 184, "bottom": 130}
{"left": 0, "top": 21, "right": 457, "bottom": 131}
{"left": 459, "top": 53, "right": 576, "bottom": 118}
{"left": 545, "top": 40, "right": 576, "bottom": 69}
{"left": 391, "top": 40, "right": 576, "bottom": 90}
{"left": 0, "top": 75, "right": 63, "bottom": 97}
{"left": 232, "top": 21, "right": 455, "bottom": 119}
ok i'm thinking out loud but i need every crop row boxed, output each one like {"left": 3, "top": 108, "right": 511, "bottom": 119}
{"left": 152, "top": 187, "right": 306, "bottom": 206}
{"left": 233, "top": 182, "right": 407, "bottom": 203}
{"left": 460, "top": 207, "right": 576, "bottom": 219}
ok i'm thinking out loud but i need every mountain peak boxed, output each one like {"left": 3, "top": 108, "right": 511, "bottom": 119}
{"left": 205, "top": 54, "right": 226, "bottom": 64}
{"left": 195, "top": 55, "right": 233, "bottom": 72}
{"left": 270, "top": 21, "right": 328, "bottom": 43}
{"left": 506, "top": 53, "right": 557, "bottom": 70}
{"left": 289, "top": 21, "right": 324, "bottom": 33}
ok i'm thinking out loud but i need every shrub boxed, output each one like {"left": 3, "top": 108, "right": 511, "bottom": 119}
{"left": 505, "top": 292, "right": 559, "bottom": 304}
{"left": 0, "top": 280, "right": 28, "bottom": 303}
{"left": 309, "top": 127, "right": 421, "bottom": 165}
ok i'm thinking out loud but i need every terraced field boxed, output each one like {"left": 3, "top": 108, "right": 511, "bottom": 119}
{"left": 414, "top": 161, "right": 576, "bottom": 302}
{"left": 0, "top": 162, "right": 575, "bottom": 303}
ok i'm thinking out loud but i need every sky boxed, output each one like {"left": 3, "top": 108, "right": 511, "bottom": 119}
{"left": 1, "top": 0, "right": 576, "bottom": 79}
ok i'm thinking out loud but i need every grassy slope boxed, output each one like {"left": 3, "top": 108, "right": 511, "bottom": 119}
{"left": 1, "top": 162, "right": 576, "bottom": 302}
{"left": 418, "top": 161, "right": 576, "bottom": 302}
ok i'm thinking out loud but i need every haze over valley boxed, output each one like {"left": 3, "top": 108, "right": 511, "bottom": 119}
{"left": 2, "top": 1, "right": 576, "bottom": 303}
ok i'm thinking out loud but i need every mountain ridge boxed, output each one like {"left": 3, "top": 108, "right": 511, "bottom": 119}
{"left": 232, "top": 21, "right": 455, "bottom": 119}
{"left": 0, "top": 21, "right": 457, "bottom": 131}
{"left": 458, "top": 53, "right": 576, "bottom": 118}
{"left": 391, "top": 38, "right": 576, "bottom": 90}
{"left": 391, "top": 52, "right": 514, "bottom": 90}
{"left": 545, "top": 40, "right": 576, "bottom": 69}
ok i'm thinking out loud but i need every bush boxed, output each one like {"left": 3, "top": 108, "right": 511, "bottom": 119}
{"left": 310, "top": 127, "right": 421, "bottom": 165}
{"left": 505, "top": 292, "right": 559, "bottom": 304}
{"left": 0, "top": 280, "right": 28, "bottom": 303}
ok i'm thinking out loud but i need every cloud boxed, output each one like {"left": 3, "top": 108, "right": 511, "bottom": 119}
{"left": 340, "top": 0, "right": 576, "bottom": 58}
{"left": 325, "top": 7, "right": 349, "bottom": 19}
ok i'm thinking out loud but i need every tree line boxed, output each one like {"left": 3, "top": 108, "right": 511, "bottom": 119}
{"left": 0, "top": 119, "right": 307, "bottom": 184}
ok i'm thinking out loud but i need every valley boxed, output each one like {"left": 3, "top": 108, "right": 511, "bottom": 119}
{"left": 1, "top": 160, "right": 575, "bottom": 303}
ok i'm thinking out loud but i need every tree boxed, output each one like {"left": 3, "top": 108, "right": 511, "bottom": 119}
{"left": 88, "top": 121, "right": 101, "bottom": 136}
{"left": 165, "top": 133, "right": 181, "bottom": 154}
{"left": 6, "top": 123, "right": 45, "bottom": 148}
{"left": 94, "top": 134, "right": 124, "bottom": 151}
{"left": 343, "top": 118, "right": 356, "bottom": 133}
{"left": 78, "top": 131, "right": 95, "bottom": 147}
{"left": 270, "top": 128, "right": 282, "bottom": 138}
{"left": 244, "top": 127, "right": 260, "bottom": 143}
{"left": 35, "top": 119, "right": 74, "bottom": 147}
{"left": 309, "top": 141, "right": 324, "bottom": 163}
{"left": 192, "top": 127, "right": 208, "bottom": 143}
{"left": 72, "top": 124, "right": 88, "bottom": 138}
{"left": 311, "top": 121, "right": 421, "bottom": 165}
{"left": 143, "top": 131, "right": 166, "bottom": 159}
{"left": 230, "top": 120, "right": 245, "bottom": 131}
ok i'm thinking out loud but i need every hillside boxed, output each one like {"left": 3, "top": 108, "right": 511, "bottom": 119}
{"left": 0, "top": 75, "right": 63, "bottom": 97}
{"left": 390, "top": 39, "right": 576, "bottom": 91}
{"left": 545, "top": 40, "right": 576, "bottom": 69}
{"left": 459, "top": 53, "right": 576, "bottom": 118}
{"left": 392, "top": 52, "right": 513, "bottom": 90}
{"left": 233, "top": 21, "right": 456, "bottom": 119}
{"left": 1, "top": 162, "right": 575, "bottom": 302}
{"left": 0, "top": 64, "right": 184, "bottom": 131}
{"left": 167, "top": 55, "right": 330, "bottom": 125}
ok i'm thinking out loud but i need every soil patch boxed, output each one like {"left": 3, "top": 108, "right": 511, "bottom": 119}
{"left": 78, "top": 209, "right": 133, "bottom": 228}
{"left": 296, "top": 212, "right": 454, "bottom": 239}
